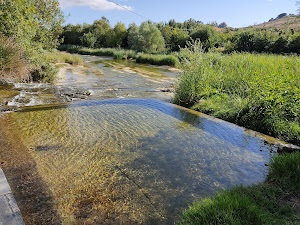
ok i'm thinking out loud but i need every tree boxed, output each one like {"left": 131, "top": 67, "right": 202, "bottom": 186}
{"left": 108, "top": 22, "right": 127, "bottom": 48}
{"left": 218, "top": 22, "right": 228, "bottom": 28}
{"left": 90, "top": 17, "right": 111, "bottom": 47}
{"left": 190, "top": 25, "right": 219, "bottom": 50}
{"left": 61, "top": 24, "right": 83, "bottom": 45}
{"left": 128, "top": 22, "right": 165, "bottom": 52}
{"left": 276, "top": 13, "right": 287, "bottom": 20}
{"left": 0, "top": 0, "right": 64, "bottom": 49}
{"left": 81, "top": 32, "right": 97, "bottom": 48}
{"left": 169, "top": 29, "right": 189, "bottom": 51}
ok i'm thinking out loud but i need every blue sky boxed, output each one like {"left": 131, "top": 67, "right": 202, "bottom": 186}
{"left": 58, "top": 0, "right": 298, "bottom": 28}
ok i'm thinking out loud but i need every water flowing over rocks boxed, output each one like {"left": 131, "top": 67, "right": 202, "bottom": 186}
{"left": 0, "top": 83, "right": 91, "bottom": 113}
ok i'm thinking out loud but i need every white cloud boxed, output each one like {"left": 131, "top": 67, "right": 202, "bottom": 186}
{"left": 267, "top": 0, "right": 272, "bottom": 2}
{"left": 59, "top": 0, "right": 133, "bottom": 11}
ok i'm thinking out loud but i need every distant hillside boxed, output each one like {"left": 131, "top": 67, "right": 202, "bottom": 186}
{"left": 243, "top": 15, "right": 300, "bottom": 32}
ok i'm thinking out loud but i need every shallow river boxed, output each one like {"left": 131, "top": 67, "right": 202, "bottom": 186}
{"left": 0, "top": 56, "right": 283, "bottom": 224}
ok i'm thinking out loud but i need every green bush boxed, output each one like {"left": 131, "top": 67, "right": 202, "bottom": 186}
{"left": 136, "top": 53, "right": 178, "bottom": 66}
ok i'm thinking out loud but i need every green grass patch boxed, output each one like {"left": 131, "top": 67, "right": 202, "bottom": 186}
{"left": 58, "top": 45, "right": 137, "bottom": 60}
{"left": 174, "top": 41, "right": 300, "bottom": 145}
{"left": 43, "top": 50, "right": 84, "bottom": 65}
{"left": 180, "top": 152, "right": 300, "bottom": 225}
{"left": 267, "top": 152, "right": 300, "bottom": 195}
{"left": 135, "top": 53, "right": 178, "bottom": 66}
{"left": 58, "top": 45, "right": 179, "bottom": 66}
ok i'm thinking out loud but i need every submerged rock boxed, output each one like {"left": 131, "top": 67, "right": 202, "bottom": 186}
{"left": 277, "top": 143, "right": 300, "bottom": 153}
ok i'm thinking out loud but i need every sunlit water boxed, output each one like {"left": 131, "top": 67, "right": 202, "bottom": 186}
{"left": 2, "top": 98, "right": 278, "bottom": 224}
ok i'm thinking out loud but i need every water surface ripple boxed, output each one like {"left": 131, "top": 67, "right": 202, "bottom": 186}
{"left": 3, "top": 98, "right": 277, "bottom": 224}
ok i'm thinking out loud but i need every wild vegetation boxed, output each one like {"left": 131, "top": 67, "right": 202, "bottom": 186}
{"left": 180, "top": 152, "right": 300, "bottom": 224}
{"left": 60, "top": 14, "right": 300, "bottom": 55}
{"left": 0, "top": 0, "right": 82, "bottom": 82}
{"left": 174, "top": 41, "right": 300, "bottom": 145}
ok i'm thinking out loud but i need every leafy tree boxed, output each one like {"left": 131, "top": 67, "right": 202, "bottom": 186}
{"left": 108, "top": 22, "right": 127, "bottom": 48}
{"left": 90, "top": 17, "right": 111, "bottom": 47}
{"left": 276, "top": 13, "right": 287, "bottom": 20}
{"left": 128, "top": 21, "right": 165, "bottom": 52}
{"left": 169, "top": 29, "right": 189, "bottom": 51}
{"left": 183, "top": 18, "right": 202, "bottom": 31}
{"left": 218, "top": 22, "right": 228, "bottom": 28}
{"left": 62, "top": 24, "right": 83, "bottom": 45}
{"left": 190, "top": 25, "right": 219, "bottom": 50}
{"left": 0, "top": 0, "right": 64, "bottom": 49}
{"left": 127, "top": 23, "right": 140, "bottom": 50}
{"left": 81, "top": 32, "right": 97, "bottom": 48}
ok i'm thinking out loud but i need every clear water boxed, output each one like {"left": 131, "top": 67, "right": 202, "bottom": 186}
{"left": 3, "top": 98, "right": 277, "bottom": 224}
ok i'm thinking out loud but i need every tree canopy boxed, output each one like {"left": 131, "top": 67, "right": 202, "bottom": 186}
{"left": 0, "top": 0, "right": 64, "bottom": 49}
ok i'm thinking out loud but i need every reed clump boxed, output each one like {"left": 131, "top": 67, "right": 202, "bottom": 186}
{"left": 0, "top": 34, "right": 30, "bottom": 82}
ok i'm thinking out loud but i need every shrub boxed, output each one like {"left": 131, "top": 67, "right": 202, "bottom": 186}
{"left": 136, "top": 54, "right": 178, "bottom": 66}
{"left": 0, "top": 34, "right": 30, "bottom": 82}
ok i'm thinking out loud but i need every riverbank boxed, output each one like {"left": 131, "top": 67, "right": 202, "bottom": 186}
{"left": 175, "top": 42, "right": 300, "bottom": 146}
{"left": 0, "top": 34, "right": 84, "bottom": 84}
{"left": 58, "top": 45, "right": 179, "bottom": 66}
{"left": 175, "top": 42, "right": 300, "bottom": 224}
{"left": 180, "top": 152, "right": 300, "bottom": 224}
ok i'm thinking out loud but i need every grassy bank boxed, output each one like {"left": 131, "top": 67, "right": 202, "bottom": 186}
{"left": 180, "top": 152, "right": 300, "bottom": 224}
{"left": 58, "top": 44, "right": 178, "bottom": 66}
{"left": 136, "top": 53, "right": 178, "bottom": 66}
{"left": 174, "top": 41, "right": 300, "bottom": 145}
{"left": 0, "top": 35, "right": 83, "bottom": 83}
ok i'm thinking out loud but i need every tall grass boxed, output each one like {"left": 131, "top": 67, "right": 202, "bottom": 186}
{"left": 267, "top": 152, "right": 300, "bottom": 195}
{"left": 42, "top": 50, "right": 84, "bottom": 65}
{"left": 0, "top": 34, "right": 30, "bottom": 82}
{"left": 174, "top": 41, "right": 300, "bottom": 145}
{"left": 136, "top": 53, "right": 178, "bottom": 66}
{"left": 58, "top": 45, "right": 179, "bottom": 66}
{"left": 180, "top": 152, "right": 300, "bottom": 224}
{"left": 58, "top": 45, "right": 137, "bottom": 60}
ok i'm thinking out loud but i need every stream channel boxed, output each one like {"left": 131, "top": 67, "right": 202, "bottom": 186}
{"left": 0, "top": 55, "right": 285, "bottom": 224}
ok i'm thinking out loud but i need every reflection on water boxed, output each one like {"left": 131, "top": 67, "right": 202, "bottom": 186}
{"left": 3, "top": 99, "right": 277, "bottom": 224}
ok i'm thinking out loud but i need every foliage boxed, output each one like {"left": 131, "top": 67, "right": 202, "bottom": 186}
{"left": 190, "top": 25, "right": 219, "bottom": 50}
{"left": 136, "top": 53, "right": 178, "bottom": 66}
{"left": 58, "top": 45, "right": 137, "bottom": 60}
{"left": 61, "top": 24, "right": 83, "bottom": 46}
{"left": 128, "top": 21, "right": 165, "bottom": 52}
{"left": 90, "top": 17, "right": 111, "bottom": 48}
{"left": 0, "top": 34, "right": 30, "bottom": 82}
{"left": 108, "top": 22, "right": 127, "bottom": 48}
{"left": 81, "top": 32, "right": 97, "bottom": 48}
{"left": 169, "top": 29, "right": 190, "bottom": 51}
{"left": 60, "top": 17, "right": 300, "bottom": 54}
{"left": 0, "top": 0, "right": 64, "bottom": 82}
{"left": 267, "top": 152, "right": 300, "bottom": 195}
{"left": 0, "top": 0, "right": 64, "bottom": 50}
{"left": 174, "top": 41, "right": 300, "bottom": 145}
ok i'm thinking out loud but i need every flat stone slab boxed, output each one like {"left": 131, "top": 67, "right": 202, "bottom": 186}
{"left": 0, "top": 168, "right": 24, "bottom": 225}
{"left": 0, "top": 169, "right": 11, "bottom": 195}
